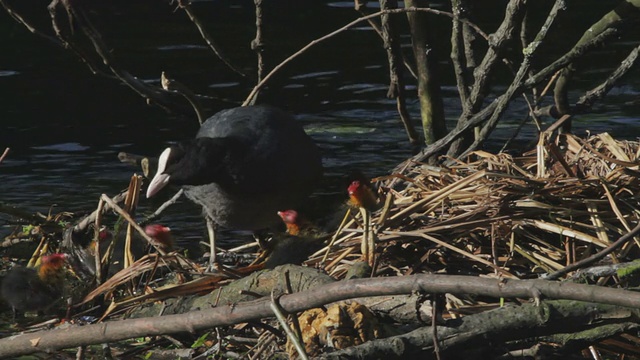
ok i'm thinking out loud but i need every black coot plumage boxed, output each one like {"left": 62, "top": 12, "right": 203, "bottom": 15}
{"left": 146, "top": 105, "right": 323, "bottom": 263}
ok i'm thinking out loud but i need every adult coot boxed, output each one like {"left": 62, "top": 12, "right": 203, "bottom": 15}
{"left": 146, "top": 105, "right": 323, "bottom": 266}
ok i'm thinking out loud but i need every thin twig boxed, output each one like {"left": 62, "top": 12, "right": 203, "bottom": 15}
{"left": 283, "top": 270, "right": 304, "bottom": 348}
{"left": 93, "top": 197, "right": 105, "bottom": 284}
{"left": 432, "top": 296, "right": 441, "bottom": 360}
{"left": 450, "top": 0, "right": 470, "bottom": 108}
{"left": 575, "top": 44, "right": 640, "bottom": 111}
{"left": 0, "top": 0, "right": 60, "bottom": 45}
{"left": 322, "top": 208, "right": 353, "bottom": 264}
{"left": 0, "top": 147, "right": 9, "bottom": 164}
{"left": 545, "top": 220, "right": 640, "bottom": 280}
{"left": 243, "top": 7, "right": 487, "bottom": 106}
{"left": 253, "top": 0, "right": 265, "bottom": 83}
{"left": 50, "top": 0, "right": 177, "bottom": 109}
{"left": 100, "top": 194, "right": 167, "bottom": 255}
{"left": 270, "top": 291, "right": 309, "bottom": 360}
{"left": 142, "top": 189, "right": 184, "bottom": 225}
{"left": 355, "top": 5, "right": 418, "bottom": 79}
{"left": 161, "top": 72, "right": 206, "bottom": 125}
{"left": 398, "top": 26, "right": 619, "bottom": 168}
{"left": 73, "top": 191, "right": 129, "bottom": 234}
{"left": 176, "top": 0, "right": 245, "bottom": 77}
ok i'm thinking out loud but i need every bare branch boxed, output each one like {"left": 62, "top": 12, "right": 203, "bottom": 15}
{"left": 355, "top": 4, "right": 418, "bottom": 79}
{"left": 575, "top": 44, "right": 640, "bottom": 111}
{"left": 396, "top": 26, "right": 620, "bottom": 168}
{"left": 242, "top": 7, "right": 487, "bottom": 106}
{"left": 406, "top": 0, "right": 447, "bottom": 145}
{"left": 450, "top": 0, "right": 471, "bottom": 108}
{"left": 252, "top": 0, "right": 265, "bottom": 83}
{"left": 379, "top": 0, "right": 420, "bottom": 146}
{"left": 161, "top": 72, "right": 206, "bottom": 125}
{"left": 447, "top": 0, "right": 528, "bottom": 157}
{"left": 458, "top": 0, "right": 567, "bottom": 158}
{"left": 0, "top": 0, "right": 60, "bottom": 45}
{"left": 0, "top": 147, "right": 9, "bottom": 164}
{"left": 177, "top": 0, "right": 246, "bottom": 77}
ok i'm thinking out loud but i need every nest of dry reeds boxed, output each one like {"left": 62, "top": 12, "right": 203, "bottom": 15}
{"left": 315, "top": 132, "right": 640, "bottom": 281}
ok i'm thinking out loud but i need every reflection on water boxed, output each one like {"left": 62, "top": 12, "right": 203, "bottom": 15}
{"left": 1, "top": 1, "right": 639, "bottom": 248}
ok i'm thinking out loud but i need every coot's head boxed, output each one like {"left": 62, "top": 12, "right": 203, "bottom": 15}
{"left": 146, "top": 139, "right": 232, "bottom": 198}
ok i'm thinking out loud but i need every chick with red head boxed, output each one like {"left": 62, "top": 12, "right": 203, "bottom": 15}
{"left": 347, "top": 176, "right": 379, "bottom": 268}
{"left": 1, "top": 253, "right": 68, "bottom": 313}
{"left": 144, "top": 224, "right": 174, "bottom": 253}
{"left": 277, "top": 209, "right": 309, "bottom": 236}
{"left": 263, "top": 210, "right": 327, "bottom": 269}
{"left": 348, "top": 180, "right": 379, "bottom": 211}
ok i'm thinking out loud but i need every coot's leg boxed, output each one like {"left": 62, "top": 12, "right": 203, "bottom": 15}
{"left": 205, "top": 215, "right": 217, "bottom": 271}
{"left": 253, "top": 230, "right": 271, "bottom": 250}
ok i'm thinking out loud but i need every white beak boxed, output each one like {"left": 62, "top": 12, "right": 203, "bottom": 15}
{"left": 146, "top": 148, "right": 172, "bottom": 198}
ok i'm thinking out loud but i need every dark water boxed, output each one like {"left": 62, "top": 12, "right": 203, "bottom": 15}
{"left": 1, "top": 1, "right": 639, "bottom": 247}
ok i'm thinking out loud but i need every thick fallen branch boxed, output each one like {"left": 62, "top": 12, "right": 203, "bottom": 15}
{"left": 319, "top": 299, "right": 640, "bottom": 359}
{"left": 3, "top": 271, "right": 640, "bottom": 357}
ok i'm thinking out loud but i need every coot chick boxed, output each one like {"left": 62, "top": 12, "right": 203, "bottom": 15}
{"left": 146, "top": 105, "right": 323, "bottom": 265}
{"left": 266, "top": 210, "right": 327, "bottom": 269}
{"left": 144, "top": 224, "right": 174, "bottom": 253}
{"left": 1, "top": 253, "right": 68, "bottom": 313}
{"left": 347, "top": 180, "right": 379, "bottom": 212}
{"left": 347, "top": 178, "right": 379, "bottom": 267}
{"left": 277, "top": 209, "right": 312, "bottom": 236}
